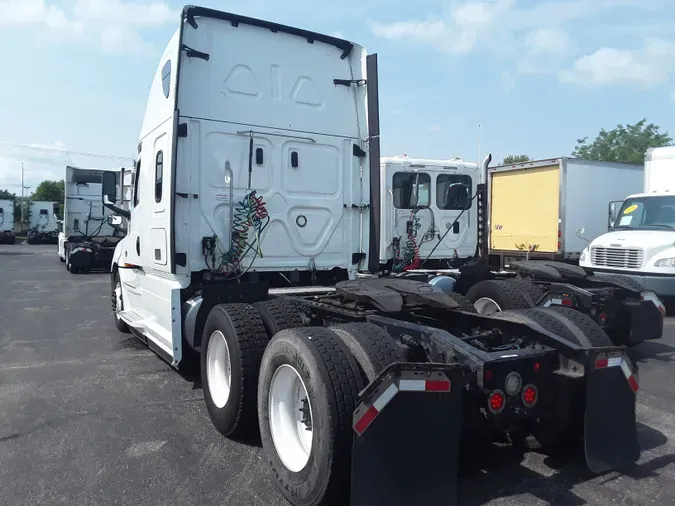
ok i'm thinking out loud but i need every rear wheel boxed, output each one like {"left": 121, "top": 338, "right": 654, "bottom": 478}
{"left": 330, "top": 322, "right": 403, "bottom": 382}
{"left": 258, "top": 327, "right": 361, "bottom": 506}
{"left": 201, "top": 303, "right": 268, "bottom": 438}
{"left": 253, "top": 298, "right": 304, "bottom": 338}
{"left": 466, "top": 279, "right": 544, "bottom": 315}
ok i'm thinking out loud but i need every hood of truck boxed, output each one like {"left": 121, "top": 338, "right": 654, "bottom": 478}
{"left": 591, "top": 230, "right": 675, "bottom": 250}
{"left": 585, "top": 229, "right": 675, "bottom": 271}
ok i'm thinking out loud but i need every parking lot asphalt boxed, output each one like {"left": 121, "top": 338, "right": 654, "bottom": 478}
{"left": 1, "top": 244, "right": 675, "bottom": 506}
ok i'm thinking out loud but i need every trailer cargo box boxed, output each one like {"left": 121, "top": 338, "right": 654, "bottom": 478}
{"left": 488, "top": 158, "right": 643, "bottom": 268}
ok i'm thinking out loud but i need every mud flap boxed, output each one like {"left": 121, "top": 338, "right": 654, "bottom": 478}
{"left": 585, "top": 350, "right": 640, "bottom": 474}
{"left": 350, "top": 362, "right": 465, "bottom": 506}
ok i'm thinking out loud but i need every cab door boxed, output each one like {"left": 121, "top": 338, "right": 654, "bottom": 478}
{"left": 390, "top": 170, "right": 433, "bottom": 270}
{"left": 432, "top": 172, "right": 475, "bottom": 259}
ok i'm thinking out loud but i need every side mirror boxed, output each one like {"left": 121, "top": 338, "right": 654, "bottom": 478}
{"left": 101, "top": 171, "right": 131, "bottom": 220}
{"left": 52, "top": 203, "right": 59, "bottom": 216}
{"left": 576, "top": 227, "right": 589, "bottom": 243}
{"left": 109, "top": 215, "right": 123, "bottom": 226}
{"left": 102, "top": 171, "right": 117, "bottom": 204}
{"left": 608, "top": 201, "right": 621, "bottom": 231}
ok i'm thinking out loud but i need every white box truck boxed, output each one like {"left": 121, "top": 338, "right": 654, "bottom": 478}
{"left": 26, "top": 200, "right": 59, "bottom": 244}
{"left": 99, "top": 6, "right": 644, "bottom": 506}
{"left": 0, "top": 199, "right": 15, "bottom": 244}
{"left": 488, "top": 157, "right": 644, "bottom": 269}
{"left": 58, "top": 165, "right": 131, "bottom": 273}
{"left": 580, "top": 146, "right": 675, "bottom": 302}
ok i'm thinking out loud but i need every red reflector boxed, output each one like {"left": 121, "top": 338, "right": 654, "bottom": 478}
{"left": 595, "top": 358, "right": 608, "bottom": 369}
{"left": 489, "top": 391, "right": 505, "bottom": 413}
{"left": 557, "top": 241, "right": 561, "bottom": 250}
{"left": 426, "top": 380, "right": 451, "bottom": 392}
{"left": 522, "top": 386, "right": 537, "bottom": 407}
{"left": 484, "top": 369, "right": 493, "bottom": 381}
{"left": 558, "top": 229, "right": 562, "bottom": 238}
{"left": 354, "top": 405, "right": 378, "bottom": 435}
{"left": 599, "top": 312, "right": 607, "bottom": 324}
{"left": 628, "top": 375, "right": 639, "bottom": 393}
{"left": 561, "top": 298, "right": 573, "bottom": 306}
{"left": 533, "top": 362, "right": 541, "bottom": 373}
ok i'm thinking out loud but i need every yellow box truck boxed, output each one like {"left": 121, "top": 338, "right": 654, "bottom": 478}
{"left": 488, "top": 157, "right": 643, "bottom": 269}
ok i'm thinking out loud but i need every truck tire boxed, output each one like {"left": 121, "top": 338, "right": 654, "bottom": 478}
{"left": 258, "top": 327, "right": 361, "bottom": 506}
{"left": 447, "top": 292, "right": 478, "bottom": 313}
{"left": 253, "top": 298, "right": 304, "bottom": 338}
{"left": 330, "top": 322, "right": 404, "bottom": 382}
{"left": 507, "top": 306, "right": 612, "bottom": 348}
{"left": 112, "top": 271, "right": 130, "bottom": 333}
{"left": 201, "top": 303, "right": 268, "bottom": 438}
{"left": 466, "top": 279, "right": 544, "bottom": 315}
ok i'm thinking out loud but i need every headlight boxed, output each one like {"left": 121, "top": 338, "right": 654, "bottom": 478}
{"left": 655, "top": 257, "right": 675, "bottom": 267}
{"left": 580, "top": 248, "right": 588, "bottom": 262}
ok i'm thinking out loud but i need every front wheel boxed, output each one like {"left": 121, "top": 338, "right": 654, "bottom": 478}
{"left": 258, "top": 327, "right": 361, "bottom": 506}
{"left": 112, "top": 271, "right": 130, "bottom": 333}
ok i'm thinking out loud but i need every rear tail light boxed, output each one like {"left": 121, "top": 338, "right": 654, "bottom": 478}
{"left": 488, "top": 390, "right": 505, "bottom": 414}
{"left": 522, "top": 384, "right": 538, "bottom": 407}
{"left": 533, "top": 362, "right": 541, "bottom": 373}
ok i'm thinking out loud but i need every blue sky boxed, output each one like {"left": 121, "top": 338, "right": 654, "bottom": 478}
{"left": 0, "top": 0, "right": 674, "bottom": 191}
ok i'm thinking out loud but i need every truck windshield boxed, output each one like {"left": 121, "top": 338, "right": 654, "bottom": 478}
{"left": 615, "top": 195, "right": 675, "bottom": 230}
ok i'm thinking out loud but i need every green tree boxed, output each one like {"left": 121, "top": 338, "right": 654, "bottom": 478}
{"left": 32, "top": 179, "right": 65, "bottom": 203}
{"left": 31, "top": 180, "right": 65, "bottom": 218}
{"left": 0, "top": 189, "right": 14, "bottom": 200}
{"left": 572, "top": 118, "right": 672, "bottom": 165}
{"left": 501, "top": 154, "right": 531, "bottom": 164}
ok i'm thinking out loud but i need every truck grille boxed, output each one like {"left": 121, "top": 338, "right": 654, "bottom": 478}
{"left": 591, "top": 247, "right": 643, "bottom": 269}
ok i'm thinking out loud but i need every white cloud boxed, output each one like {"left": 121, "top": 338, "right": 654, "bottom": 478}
{"left": 428, "top": 124, "right": 442, "bottom": 132}
{"left": 370, "top": 0, "right": 514, "bottom": 55}
{"left": 560, "top": 38, "right": 675, "bottom": 87}
{"left": 0, "top": 0, "right": 177, "bottom": 54}
{"left": 369, "top": 0, "right": 663, "bottom": 84}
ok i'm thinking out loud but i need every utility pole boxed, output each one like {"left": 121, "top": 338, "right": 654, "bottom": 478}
{"left": 20, "top": 162, "right": 24, "bottom": 228}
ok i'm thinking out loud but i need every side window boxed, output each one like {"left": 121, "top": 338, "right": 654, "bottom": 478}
{"left": 155, "top": 151, "right": 163, "bottom": 203}
{"left": 161, "top": 60, "right": 171, "bottom": 98}
{"left": 133, "top": 159, "right": 141, "bottom": 207}
{"left": 436, "top": 174, "right": 472, "bottom": 210}
{"left": 392, "top": 172, "right": 431, "bottom": 209}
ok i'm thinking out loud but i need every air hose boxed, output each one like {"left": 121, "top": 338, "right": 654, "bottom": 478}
{"left": 204, "top": 189, "right": 270, "bottom": 276}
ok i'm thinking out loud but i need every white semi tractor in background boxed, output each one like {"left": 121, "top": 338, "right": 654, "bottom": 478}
{"left": 0, "top": 199, "right": 16, "bottom": 244}
{"left": 379, "top": 155, "right": 479, "bottom": 271}
{"left": 58, "top": 166, "right": 131, "bottom": 273}
{"left": 26, "top": 200, "right": 59, "bottom": 244}
{"left": 99, "top": 6, "right": 647, "bottom": 506}
{"left": 580, "top": 145, "right": 675, "bottom": 305}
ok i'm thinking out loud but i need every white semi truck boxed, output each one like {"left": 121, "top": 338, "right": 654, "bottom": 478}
{"left": 379, "top": 155, "right": 478, "bottom": 270}
{"left": 0, "top": 199, "right": 16, "bottom": 244}
{"left": 580, "top": 145, "right": 675, "bottom": 303}
{"left": 59, "top": 166, "right": 131, "bottom": 273}
{"left": 26, "top": 200, "right": 59, "bottom": 244}
{"left": 101, "top": 6, "right": 643, "bottom": 506}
